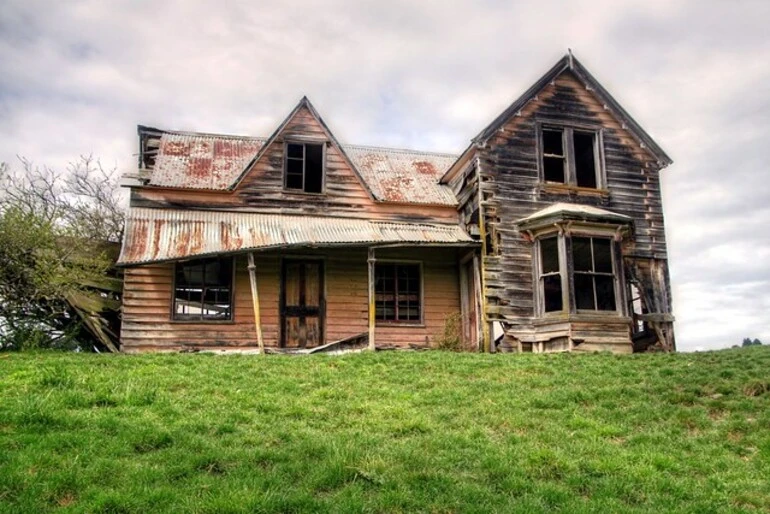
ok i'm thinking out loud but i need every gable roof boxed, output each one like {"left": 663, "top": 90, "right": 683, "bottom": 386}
{"left": 227, "top": 96, "right": 375, "bottom": 198}
{"left": 138, "top": 98, "right": 459, "bottom": 206}
{"left": 472, "top": 52, "right": 672, "bottom": 166}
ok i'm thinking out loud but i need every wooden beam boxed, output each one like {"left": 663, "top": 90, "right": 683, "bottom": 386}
{"left": 472, "top": 253, "right": 485, "bottom": 352}
{"left": 475, "top": 157, "right": 491, "bottom": 353}
{"left": 247, "top": 252, "right": 264, "bottom": 354}
{"left": 367, "top": 247, "right": 376, "bottom": 351}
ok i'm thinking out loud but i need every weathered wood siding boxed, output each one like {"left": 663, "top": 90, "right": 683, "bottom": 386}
{"left": 476, "top": 70, "right": 669, "bottom": 327}
{"left": 120, "top": 248, "right": 461, "bottom": 352}
{"left": 129, "top": 106, "right": 459, "bottom": 225}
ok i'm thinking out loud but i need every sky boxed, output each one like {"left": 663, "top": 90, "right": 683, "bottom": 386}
{"left": 1, "top": 0, "right": 768, "bottom": 351}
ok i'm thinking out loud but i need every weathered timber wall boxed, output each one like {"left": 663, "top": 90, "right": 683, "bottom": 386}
{"left": 129, "top": 106, "right": 459, "bottom": 225}
{"left": 478, "top": 70, "right": 670, "bottom": 330}
{"left": 120, "top": 247, "right": 461, "bottom": 352}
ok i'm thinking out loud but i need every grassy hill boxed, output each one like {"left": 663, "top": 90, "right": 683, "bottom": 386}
{"left": 1, "top": 348, "right": 768, "bottom": 513}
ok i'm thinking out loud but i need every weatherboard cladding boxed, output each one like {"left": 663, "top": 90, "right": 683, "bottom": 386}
{"left": 147, "top": 131, "right": 458, "bottom": 205}
{"left": 117, "top": 208, "right": 474, "bottom": 265}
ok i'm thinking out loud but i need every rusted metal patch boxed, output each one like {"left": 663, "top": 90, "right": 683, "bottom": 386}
{"left": 117, "top": 208, "right": 475, "bottom": 265}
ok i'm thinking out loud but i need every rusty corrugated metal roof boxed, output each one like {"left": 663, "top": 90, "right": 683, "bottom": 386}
{"left": 149, "top": 132, "right": 266, "bottom": 189}
{"left": 342, "top": 145, "right": 458, "bottom": 205}
{"left": 118, "top": 208, "right": 475, "bottom": 265}
{"left": 143, "top": 129, "right": 459, "bottom": 204}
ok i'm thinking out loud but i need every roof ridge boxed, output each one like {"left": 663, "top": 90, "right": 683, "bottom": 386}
{"left": 158, "top": 128, "right": 267, "bottom": 141}
{"left": 340, "top": 143, "right": 459, "bottom": 158}
{"left": 146, "top": 126, "right": 459, "bottom": 157}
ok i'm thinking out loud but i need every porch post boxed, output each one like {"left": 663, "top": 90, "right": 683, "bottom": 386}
{"left": 247, "top": 252, "right": 265, "bottom": 354}
{"left": 367, "top": 247, "right": 376, "bottom": 351}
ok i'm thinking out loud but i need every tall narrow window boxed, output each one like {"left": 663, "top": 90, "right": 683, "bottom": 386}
{"left": 539, "top": 237, "right": 563, "bottom": 312}
{"left": 542, "top": 128, "right": 566, "bottom": 183}
{"left": 572, "top": 237, "right": 616, "bottom": 311}
{"left": 174, "top": 257, "right": 233, "bottom": 320}
{"left": 573, "top": 132, "right": 597, "bottom": 188}
{"left": 285, "top": 143, "right": 324, "bottom": 193}
{"left": 375, "top": 263, "right": 421, "bottom": 322}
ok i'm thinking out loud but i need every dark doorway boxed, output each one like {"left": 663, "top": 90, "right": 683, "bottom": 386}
{"left": 280, "top": 259, "right": 325, "bottom": 348}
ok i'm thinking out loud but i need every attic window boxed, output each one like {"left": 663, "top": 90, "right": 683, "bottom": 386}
{"left": 539, "top": 126, "right": 603, "bottom": 189}
{"left": 285, "top": 143, "right": 324, "bottom": 193}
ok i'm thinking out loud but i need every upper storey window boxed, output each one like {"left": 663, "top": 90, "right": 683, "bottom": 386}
{"left": 540, "top": 126, "right": 604, "bottom": 189}
{"left": 285, "top": 142, "right": 324, "bottom": 193}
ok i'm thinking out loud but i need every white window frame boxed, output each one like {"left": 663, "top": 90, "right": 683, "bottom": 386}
{"left": 534, "top": 229, "right": 624, "bottom": 317}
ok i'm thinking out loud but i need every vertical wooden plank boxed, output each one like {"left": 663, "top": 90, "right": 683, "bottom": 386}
{"left": 459, "top": 259, "right": 470, "bottom": 346}
{"left": 475, "top": 157, "right": 491, "bottom": 353}
{"left": 367, "top": 247, "right": 376, "bottom": 351}
{"left": 472, "top": 253, "right": 484, "bottom": 351}
{"left": 247, "top": 252, "right": 264, "bottom": 354}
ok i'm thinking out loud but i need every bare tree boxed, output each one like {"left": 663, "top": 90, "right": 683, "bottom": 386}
{"left": 0, "top": 156, "right": 125, "bottom": 352}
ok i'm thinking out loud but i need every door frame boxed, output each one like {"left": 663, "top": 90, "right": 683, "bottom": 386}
{"left": 279, "top": 257, "right": 326, "bottom": 348}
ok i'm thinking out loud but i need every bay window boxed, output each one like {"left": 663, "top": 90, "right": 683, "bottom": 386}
{"left": 536, "top": 233, "right": 620, "bottom": 316}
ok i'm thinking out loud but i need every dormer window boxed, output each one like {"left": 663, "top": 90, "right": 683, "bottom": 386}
{"left": 540, "top": 126, "right": 604, "bottom": 189}
{"left": 285, "top": 142, "right": 324, "bottom": 193}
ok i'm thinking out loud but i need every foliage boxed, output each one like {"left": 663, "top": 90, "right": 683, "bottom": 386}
{"left": 1, "top": 348, "right": 769, "bottom": 512}
{"left": 742, "top": 337, "right": 762, "bottom": 347}
{"left": 0, "top": 157, "right": 124, "bottom": 351}
{"left": 433, "top": 311, "right": 465, "bottom": 351}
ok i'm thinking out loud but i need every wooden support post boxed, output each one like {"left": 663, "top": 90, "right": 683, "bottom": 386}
{"left": 475, "top": 157, "right": 492, "bottom": 353}
{"left": 472, "top": 253, "right": 486, "bottom": 352}
{"left": 367, "top": 247, "right": 376, "bottom": 351}
{"left": 247, "top": 252, "right": 264, "bottom": 354}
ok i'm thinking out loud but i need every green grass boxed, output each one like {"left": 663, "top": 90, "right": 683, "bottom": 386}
{"left": 1, "top": 348, "right": 769, "bottom": 513}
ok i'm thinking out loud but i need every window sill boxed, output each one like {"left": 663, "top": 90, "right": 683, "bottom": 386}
{"left": 376, "top": 322, "right": 425, "bottom": 328}
{"left": 539, "top": 183, "right": 610, "bottom": 197}
{"left": 533, "top": 313, "right": 630, "bottom": 325}
{"left": 282, "top": 189, "right": 327, "bottom": 196}
{"left": 169, "top": 319, "right": 236, "bottom": 324}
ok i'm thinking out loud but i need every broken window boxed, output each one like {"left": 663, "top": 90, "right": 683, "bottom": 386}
{"left": 285, "top": 143, "right": 324, "bottom": 193}
{"left": 536, "top": 234, "right": 618, "bottom": 315}
{"left": 174, "top": 257, "right": 233, "bottom": 321}
{"left": 375, "top": 263, "right": 421, "bottom": 323}
{"left": 540, "top": 126, "right": 601, "bottom": 188}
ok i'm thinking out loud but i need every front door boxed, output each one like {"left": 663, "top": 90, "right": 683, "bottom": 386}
{"left": 281, "top": 259, "right": 324, "bottom": 348}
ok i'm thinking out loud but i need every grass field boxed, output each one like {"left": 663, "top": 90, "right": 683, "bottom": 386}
{"left": 1, "top": 347, "right": 769, "bottom": 513}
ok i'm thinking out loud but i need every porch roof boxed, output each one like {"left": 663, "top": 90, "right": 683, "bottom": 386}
{"left": 117, "top": 208, "right": 476, "bottom": 266}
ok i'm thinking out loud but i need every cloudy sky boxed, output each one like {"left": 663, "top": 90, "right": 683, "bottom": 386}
{"left": 1, "top": 0, "right": 768, "bottom": 351}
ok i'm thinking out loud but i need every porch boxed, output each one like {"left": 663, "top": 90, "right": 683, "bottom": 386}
{"left": 120, "top": 246, "right": 477, "bottom": 353}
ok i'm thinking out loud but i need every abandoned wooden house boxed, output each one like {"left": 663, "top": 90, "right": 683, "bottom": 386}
{"left": 118, "top": 53, "right": 675, "bottom": 354}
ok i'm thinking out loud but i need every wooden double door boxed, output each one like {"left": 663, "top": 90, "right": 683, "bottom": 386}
{"left": 280, "top": 259, "right": 325, "bottom": 348}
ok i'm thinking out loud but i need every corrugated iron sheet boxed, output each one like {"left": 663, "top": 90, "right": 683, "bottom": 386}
{"left": 145, "top": 129, "right": 459, "bottom": 204}
{"left": 118, "top": 208, "right": 475, "bottom": 265}
{"left": 149, "top": 132, "right": 265, "bottom": 189}
{"left": 342, "top": 145, "right": 458, "bottom": 205}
